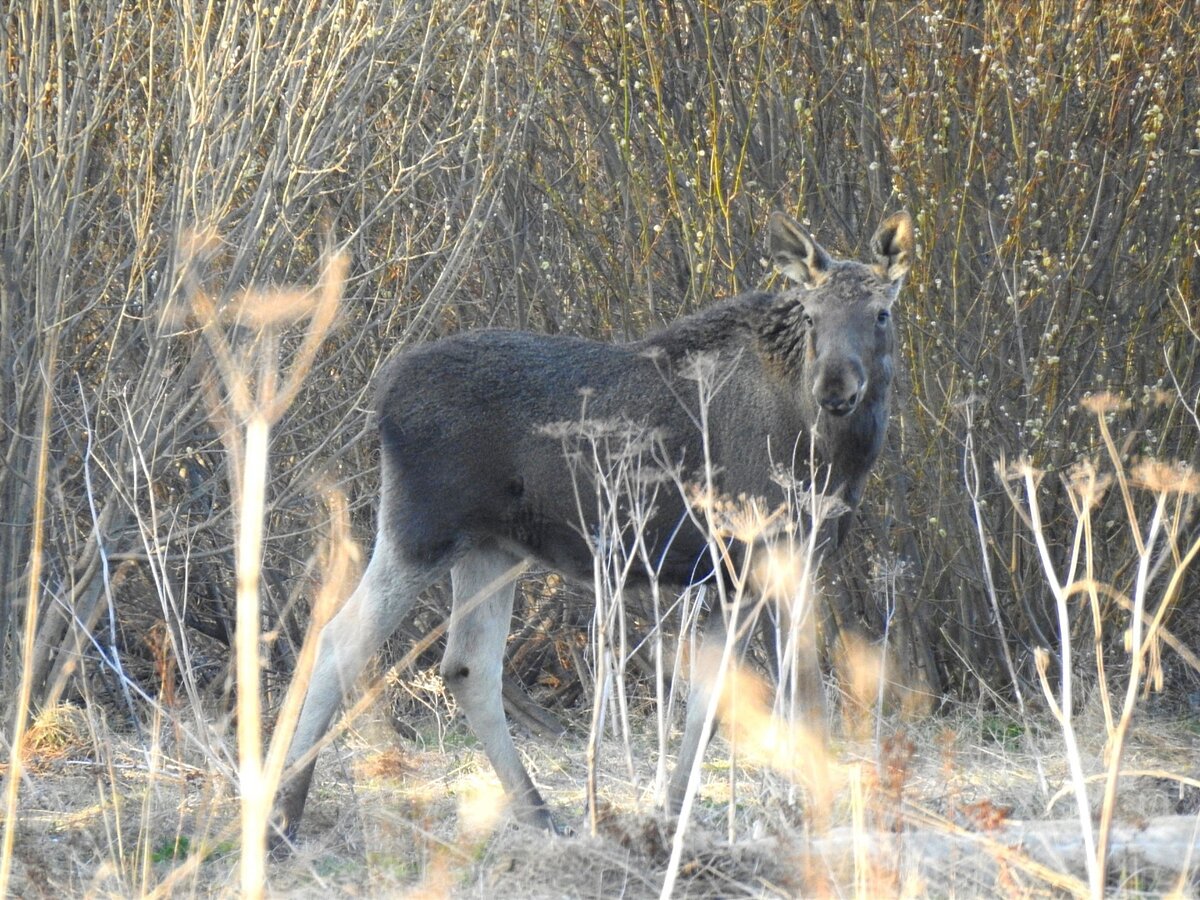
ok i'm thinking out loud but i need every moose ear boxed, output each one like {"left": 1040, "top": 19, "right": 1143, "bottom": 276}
{"left": 871, "top": 211, "right": 914, "bottom": 283}
{"left": 769, "top": 211, "right": 831, "bottom": 287}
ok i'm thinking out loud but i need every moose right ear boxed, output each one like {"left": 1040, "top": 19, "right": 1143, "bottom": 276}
{"left": 769, "top": 211, "right": 831, "bottom": 287}
{"left": 871, "top": 211, "right": 914, "bottom": 283}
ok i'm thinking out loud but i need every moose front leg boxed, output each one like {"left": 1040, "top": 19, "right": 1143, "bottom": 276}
{"left": 666, "top": 607, "right": 754, "bottom": 816}
{"left": 667, "top": 587, "right": 827, "bottom": 818}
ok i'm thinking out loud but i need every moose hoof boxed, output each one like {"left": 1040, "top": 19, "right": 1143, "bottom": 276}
{"left": 518, "top": 805, "right": 566, "bottom": 835}
{"left": 551, "top": 819, "right": 575, "bottom": 838}
{"left": 267, "top": 836, "right": 293, "bottom": 861}
{"left": 266, "top": 818, "right": 299, "bottom": 859}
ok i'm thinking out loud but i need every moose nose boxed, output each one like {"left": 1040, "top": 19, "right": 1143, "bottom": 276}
{"left": 816, "top": 360, "right": 867, "bottom": 416}
{"left": 819, "top": 390, "right": 860, "bottom": 416}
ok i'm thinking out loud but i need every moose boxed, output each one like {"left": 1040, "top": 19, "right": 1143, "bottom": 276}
{"left": 272, "top": 210, "right": 913, "bottom": 840}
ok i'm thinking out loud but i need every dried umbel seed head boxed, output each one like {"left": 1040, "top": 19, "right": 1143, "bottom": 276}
{"left": 1066, "top": 459, "right": 1113, "bottom": 510}
{"left": 997, "top": 454, "right": 1044, "bottom": 486}
{"left": 1080, "top": 391, "right": 1129, "bottom": 416}
{"left": 1131, "top": 459, "right": 1200, "bottom": 495}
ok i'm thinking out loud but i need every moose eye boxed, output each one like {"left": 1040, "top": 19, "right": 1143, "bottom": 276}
{"left": 876, "top": 309, "right": 891, "bottom": 326}
{"left": 801, "top": 311, "right": 815, "bottom": 328}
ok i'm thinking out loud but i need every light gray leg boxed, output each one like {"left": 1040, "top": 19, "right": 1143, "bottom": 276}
{"left": 666, "top": 600, "right": 769, "bottom": 816}
{"left": 440, "top": 544, "right": 556, "bottom": 830}
{"left": 666, "top": 614, "right": 729, "bottom": 815}
{"left": 272, "top": 530, "right": 442, "bottom": 843}
{"left": 667, "top": 598, "right": 826, "bottom": 818}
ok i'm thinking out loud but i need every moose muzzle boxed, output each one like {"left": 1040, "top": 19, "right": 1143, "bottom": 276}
{"left": 815, "top": 360, "right": 867, "bottom": 416}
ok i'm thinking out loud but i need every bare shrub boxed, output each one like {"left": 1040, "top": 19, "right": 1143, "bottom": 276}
{"left": 2, "top": 0, "right": 1198, "bottom": 894}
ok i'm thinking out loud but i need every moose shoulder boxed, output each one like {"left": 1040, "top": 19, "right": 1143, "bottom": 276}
{"left": 272, "top": 210, "right": 913, "bottom": 841}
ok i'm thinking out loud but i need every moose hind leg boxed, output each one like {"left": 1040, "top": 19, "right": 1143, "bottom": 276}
{"left": 441, "top": 544, "right": 556, "bottom": 831}
{"left": 273, "top": 533, "right": 442, "bottom": 843}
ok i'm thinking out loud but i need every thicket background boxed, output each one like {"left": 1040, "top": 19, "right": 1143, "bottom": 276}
{"left": 3, "top": 0, "right": 1199, "bottom": 740}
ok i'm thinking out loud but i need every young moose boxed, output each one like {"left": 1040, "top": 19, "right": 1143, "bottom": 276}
{"left": 272, "top": 210, "right": 913, "bottom": 840}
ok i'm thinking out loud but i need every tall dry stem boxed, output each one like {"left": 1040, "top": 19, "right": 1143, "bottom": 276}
{"left": 193, "top": 250, "right": 346, "bottom": 897}
{"left": 0, "top": 330, "right": 58, "bottom": 898}
{"left": 1016, "top": 459, "right": 1100, "bottom": 893}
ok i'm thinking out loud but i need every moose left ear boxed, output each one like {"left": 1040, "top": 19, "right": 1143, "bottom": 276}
{"left": 871, "top": 212, "right": 914, "bottom": 283}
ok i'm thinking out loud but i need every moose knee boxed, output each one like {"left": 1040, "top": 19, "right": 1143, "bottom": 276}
{"left": 440, "top": 660, "right": 471, "bottom": 687}
{"left": 440, "top": 646, "right": 502, "bottom": 708}
{"left": 440, "top": 654, "right": 491, "bottom": 699}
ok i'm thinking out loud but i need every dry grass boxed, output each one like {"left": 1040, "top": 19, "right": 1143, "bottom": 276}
{"left": 4, "top": 693, "right": 1199, "bottom": 897}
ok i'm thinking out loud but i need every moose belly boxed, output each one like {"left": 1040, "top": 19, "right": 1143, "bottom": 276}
{"left": 496, "top": 484, "right": 721, "bottom": 590}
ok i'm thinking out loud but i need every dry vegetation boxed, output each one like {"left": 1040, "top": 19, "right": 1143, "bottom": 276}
{"left": 2, "top": 0, "right": 1199, "bottom": 896}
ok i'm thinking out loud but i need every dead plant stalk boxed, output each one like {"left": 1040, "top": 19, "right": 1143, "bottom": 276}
{"left": 195, "top": 251, "right": 345, "bottom": 898}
